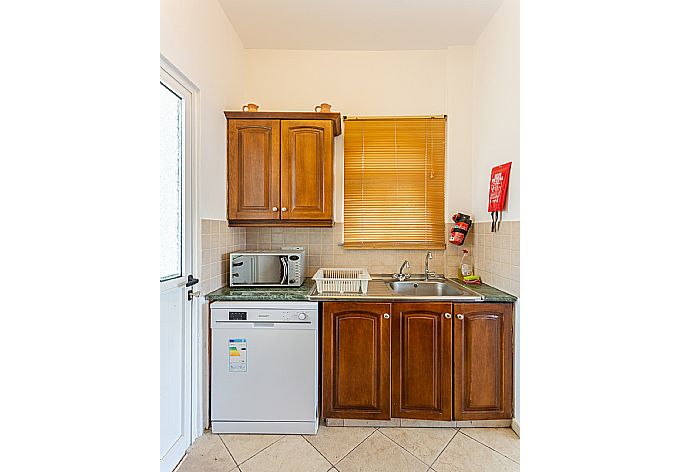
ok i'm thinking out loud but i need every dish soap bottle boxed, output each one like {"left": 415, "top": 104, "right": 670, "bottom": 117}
{"left": 459, "top": 249, "right": 474, "bottom": 278}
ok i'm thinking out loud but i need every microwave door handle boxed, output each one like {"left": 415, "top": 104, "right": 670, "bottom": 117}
{"left": 280, "top": 256, "right": 288, "bottom": 284}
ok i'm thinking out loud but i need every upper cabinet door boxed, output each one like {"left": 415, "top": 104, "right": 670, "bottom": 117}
{"left": 454, "top": 303, "right": 514, "bottom": 420}
{"left": 280, "top": 120, "right": 333, "bottom": 221}
{"left": 227, "top": 120, "right": 280, "bottom": 220}
{"left": 392, "top": 303, "right": 453, "bottom": 421}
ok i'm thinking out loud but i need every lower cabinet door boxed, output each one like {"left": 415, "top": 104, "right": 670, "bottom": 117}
{"left": 454, "top": 303, "right": 513, "bottom": 420}
{"left": 392, "top": 303, "right": 453, "bottom": 421}
{"left": 322, "top": 302, "right": 391, "bottom": 419}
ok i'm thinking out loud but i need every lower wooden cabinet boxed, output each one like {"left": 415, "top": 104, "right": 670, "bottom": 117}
{"left": 454, "top": 303, "right": 514, "bottom": 420}
{"left": 322, "top": 301, "right": 514, "bottom": 422}
{"left": 322, "top": 302, "right": 391, "bottom": 419}
{"left": 392, "top": 303, "right": 453, "bottom": 420}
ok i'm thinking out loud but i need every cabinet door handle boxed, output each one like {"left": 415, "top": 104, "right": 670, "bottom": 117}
{"left": 456, "top": 314, "right": 464, "bottom": 320}
{"left": 383, "top": 313, "right": 390, "bottom": 319}
{"left": 272, "top": 207, "right": 278, "bottom": 212}
{"left": 444, "top": 313, "right": 451, "bottom": 319}
{"left": 281, "top": 207, "right": 287, "bottom": 212}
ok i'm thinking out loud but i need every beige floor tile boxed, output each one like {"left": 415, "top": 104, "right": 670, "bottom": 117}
{"left": 218, "top": 433, "right": 283, "bottom": 464}
{"left": 175, "top": 433, "right": 237, "bottom": 472}
{"left": 240, "top": 435, "right": 331, "bottom": 472}
{"left": 379, "top": 427, "right": 456, "bottom": 466}
{"left": 336, "top": 430, "right": 427, "bottom": 472}
{"left": 460, "top": 428, "right": 520, "bottom": 463}
{"left": 432, "top": 432, "right": 518, "bottom": 472}
{"left": 304, "top": 425, "right": 375, "bottom": 463}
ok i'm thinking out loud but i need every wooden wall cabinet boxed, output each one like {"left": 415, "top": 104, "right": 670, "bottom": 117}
{"left": 227, "top": 119, "right": 281, "bottom": 221}
{"left": 454, "top": 303, "right": 514, "bottom": 420}
{"left": 322, "top": 301, "right": 514, "bottom": 422}
{"left": 225, "top": 111, "right": 341, "bottom": 227}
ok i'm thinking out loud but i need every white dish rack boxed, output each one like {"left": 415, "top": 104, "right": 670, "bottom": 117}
{"left": 313, "top": 268, "right": 372, "bottom": 294}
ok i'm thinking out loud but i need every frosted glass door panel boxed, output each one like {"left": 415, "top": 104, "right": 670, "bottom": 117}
{"left": 160, "top": 83, "right": 183, "bottom": 281}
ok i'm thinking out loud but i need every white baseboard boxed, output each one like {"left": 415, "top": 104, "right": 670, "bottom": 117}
{"left": 511, "top": 418, "right": 520, "bottom": 437}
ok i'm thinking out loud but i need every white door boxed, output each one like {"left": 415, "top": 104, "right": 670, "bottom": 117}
{"left": 160, "top": 66, "right": 196, "bottom": 472}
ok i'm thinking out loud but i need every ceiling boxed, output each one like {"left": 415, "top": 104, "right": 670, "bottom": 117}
{"left": 218, "top": 0, "right": 505, "bottom": 50}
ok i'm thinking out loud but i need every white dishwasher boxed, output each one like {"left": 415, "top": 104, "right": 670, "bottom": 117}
{"left": 210, "top": 301, "right": 318, "bottom": 434}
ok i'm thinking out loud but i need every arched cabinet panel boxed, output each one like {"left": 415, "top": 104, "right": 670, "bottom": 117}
{"left": 322, "top": 302, "right": 391, "bottom": 419}
{"left": 454, "top": 303, "right": 514, "bottom": 420}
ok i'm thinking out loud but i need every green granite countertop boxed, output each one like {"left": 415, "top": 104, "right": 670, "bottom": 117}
{"left": 206, "top": 278, "right": 315, "bottom": 302}
{"left": 447, "top": 278, "right": 518, "bottom": 302}
{"left": 206, "top": 277, "right": 516, "bottom": 303}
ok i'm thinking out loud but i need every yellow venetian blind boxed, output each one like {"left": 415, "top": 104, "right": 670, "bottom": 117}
{"left": 344, "top": 116, "right": 446, "bottom": 249}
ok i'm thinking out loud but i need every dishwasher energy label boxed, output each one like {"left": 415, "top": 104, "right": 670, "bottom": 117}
{"left": 228, "top": 338, "right": 247, "bottom": 372}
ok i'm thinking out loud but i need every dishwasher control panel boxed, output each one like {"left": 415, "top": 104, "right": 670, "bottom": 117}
{"left": 212, "top": 305, "right": 317, "bottom": 324}
{"left": 280, "top": 311, "right": 310, "bottom": 322}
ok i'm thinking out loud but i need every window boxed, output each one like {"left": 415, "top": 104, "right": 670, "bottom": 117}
{"left": 343, "top": 116, "right": 446, "bottom": 249}
{"left": 159, "top": 81, "right": 184, "bottom": 281}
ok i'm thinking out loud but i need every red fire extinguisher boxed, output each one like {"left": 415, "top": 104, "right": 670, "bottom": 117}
{"left": 449, "top": 212, "right": 472, "bottom": 246}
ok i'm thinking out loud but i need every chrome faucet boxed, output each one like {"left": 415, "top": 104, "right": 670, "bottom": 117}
{"left": 425, "top": 252, "right": 435, "bottom": 280}
{"left": 393, "top": 260, "right": 410, "bottom": 281}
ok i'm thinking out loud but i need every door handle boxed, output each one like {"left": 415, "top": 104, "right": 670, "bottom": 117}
{"left": 281, "top": 207, "right": 287, "bottom": 212}
{"left": 272, "top": 207, "right": 278, "bottom": 212}
{"left": 252, "top": 322, "right": 275, "bottom": 328}
{"left": 444, "top": 313, "right": 452, "bottom": 319}
{"left": 279, "top": 256, "right": 288, "bottom": 284}
{"left": 456, "top": 314, "right": 464, "bottom": 320}
{"left": 383, "top": 313, "right": 390, "bottom": 319}
{"left": 187, "top": 290, "right": 201, "bottom": 301}
{"left": 186, "top": 275, "right": 199, "bottom": 287}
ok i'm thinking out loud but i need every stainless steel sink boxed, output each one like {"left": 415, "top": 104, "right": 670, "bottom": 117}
{"left": 387, "top": 279, "right": 480, "bottom": 298}
{"left": 308, "top": 275, "right": 484, "bottom": 301}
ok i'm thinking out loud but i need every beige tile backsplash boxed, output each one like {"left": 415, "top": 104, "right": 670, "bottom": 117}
{"left": 201, "top": 219, "right": 519, "bottom": 298}
{"left": 471, "top": 221, "right": 520, "bottom": 296}
{"left": 200, "top": 219, "right": 246, "bottom": 294}
{"left": 244, "top": 223, "right": 459, "bottom": 277}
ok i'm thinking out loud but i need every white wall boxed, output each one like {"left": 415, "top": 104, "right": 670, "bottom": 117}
{"left": 470, "top": 0, "right": 520, "bottom": 426}
{"left": 160, "top": 0, "right": 246, "bottom": 219}
{"left": 471, "top": 0, "right": 520, "bottom": 222}
{"left": 445, "top": 47, "right": 474, "bottom": 221}
{"left": 244, "top": 49, "right": 474, "bottom": 222}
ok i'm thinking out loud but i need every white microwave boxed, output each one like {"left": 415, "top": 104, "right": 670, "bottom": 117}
{"left": 229, "top": 249, "right": 305, "bottom": 287}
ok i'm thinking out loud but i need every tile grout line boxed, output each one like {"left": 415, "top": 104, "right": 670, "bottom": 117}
{"left": 429, "top": 429, "right": 460, "bottom": 470}
{"left": 378, "top": 427, "right": 454, "bottom": 468}
{"left": 331, "top": 427, "right": 379, "bottom": 470}
{"left": 220, "top": 434, "right": 286, "bottom": 468}
{"left": 458, "top": 430, "right": 519, "bottom": 465}
{"left": 301, "top": 433, "right": 336, "bottom": 467}
{"left": 217, "top": 434, "right": 240, "bottom": 470}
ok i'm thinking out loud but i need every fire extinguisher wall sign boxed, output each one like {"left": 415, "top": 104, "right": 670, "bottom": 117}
{"left": 488, "top": 162, "right": 511, "bottom": 232}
